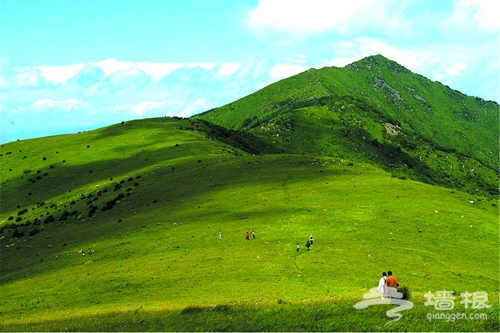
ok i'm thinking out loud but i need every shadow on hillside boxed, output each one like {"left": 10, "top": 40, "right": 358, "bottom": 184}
{"left": 1, "top": 154, "right": 358, "bottom": 283}
{"left": 247, "top": 100, "right": 498, "bottom": 196}
{"left": 0, "top": 142, "right": 208, "bottom": 210}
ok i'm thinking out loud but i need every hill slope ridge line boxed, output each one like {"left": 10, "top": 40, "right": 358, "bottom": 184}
{"left": 194, "top": 54, "right": 499, "bottom": 196}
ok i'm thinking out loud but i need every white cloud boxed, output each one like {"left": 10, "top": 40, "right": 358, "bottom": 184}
{"left": 9, "top": 59, "right": 239, "bottom": 89}
{"left": 10, "top": 106, "right": 26, "bottom": 114}
{"left": 450, "top": 0, "right": 500, "bottom": 31}
{"left": 216, "top": 63, "right": 241, "bottom": 77}
{"left": 269, "top": 64, "right": 307, "bottom": 79}
{"left": 433, "top": 63, "right": 467, "bottom": 81}
{"left": 247, "top": 0, "right": 355, "bottom": 35}
{"left": 33, "top": 64, "right": 86, "bottom": 84}
{"left": 114, "top": 100, "right": 184, "bottom": 116}
{"left": 0, "top": 76, "right": 10, "bottom": 90}
{"left": 13, "top": 68, "right": 44, "bottom": 88}
{"left": 132, "top": 100, "right": 181, "bottom": 116}
{"left": 89, "top": 58, "right": 217, "bottom": 80}
{"left": 246, "top": 0, "right": 403, "bottom": 38}
{"left": 31, "top": 99, "right": 91, "bottom": 111}
{"left": 284, "top": 54, "right": 308, "bottom": 64}
{"left": 179, "top": 98, "right": 213, "bottom": 118}
{"left": 90, "top": 59, "right": 174, "bottom": 78}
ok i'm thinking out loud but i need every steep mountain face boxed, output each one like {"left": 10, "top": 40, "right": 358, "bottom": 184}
{"left": 194, "top": 55, "right": 499, "bottom": 195}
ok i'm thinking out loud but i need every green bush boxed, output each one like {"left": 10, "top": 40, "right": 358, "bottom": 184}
{"left": 398, "top": 285, "right": 411, "bottom": 300}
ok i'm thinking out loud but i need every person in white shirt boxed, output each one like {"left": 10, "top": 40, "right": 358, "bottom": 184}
{"left": 377, "top": 272, "right": 387, "bottom": 298}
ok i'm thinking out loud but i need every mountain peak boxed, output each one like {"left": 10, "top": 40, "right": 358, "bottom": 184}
{"left": 344, "top": 54, "right": 410, "bottom": 75}
{"left": 363, "top": 54, "right": 389, "bottom": 62}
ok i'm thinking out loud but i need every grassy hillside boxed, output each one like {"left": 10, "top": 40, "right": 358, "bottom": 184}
{"left": 1, "top": 117, "right": 498, "bottom": 331}
{"left": 195, "top": 55, "right": 499, "bottom": 197}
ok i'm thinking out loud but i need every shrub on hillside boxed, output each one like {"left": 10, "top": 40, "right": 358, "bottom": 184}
{"left": 12, "top": 228, "right": 24, "bottom": 238}
{"left": 181, "top": 306, "right": 208, "bottom": 315}
{"left": 88, "top": 206, "right": 97, "bottom": 217}
{"left": 44, "top": 215, "right": 55, "bottom": 224}
{"left": 29, "top": 228, "right": 41, "bottom": 237}
{"left": 59, "top": 211, "right": 70, "bottom": 221}
{"left": 398, "top": 285, "right": 411, "bottom": 300}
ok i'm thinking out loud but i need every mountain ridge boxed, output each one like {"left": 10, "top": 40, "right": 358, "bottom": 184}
{"left": 194, "top": 54, "right": 499, "bottom": 196}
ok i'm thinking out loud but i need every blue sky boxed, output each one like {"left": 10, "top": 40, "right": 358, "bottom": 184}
{"left": 1, "top": 0, "right": 498, "bottom": 143}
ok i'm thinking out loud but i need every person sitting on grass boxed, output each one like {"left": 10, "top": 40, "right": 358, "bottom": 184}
{"left": 377, "top": 272, "right": 387, "bottom": 299}
{"left": 385, "top": 271, "right": 400, "bottom": 299}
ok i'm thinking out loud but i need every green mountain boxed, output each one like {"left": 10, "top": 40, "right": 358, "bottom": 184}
{"left": 195, "top": 55, "right": 499, "bottom": 196}
{"left": 0, "top": 56, "right": 499, "bottom": 331}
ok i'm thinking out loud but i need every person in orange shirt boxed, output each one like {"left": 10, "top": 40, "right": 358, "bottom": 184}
{"left": 385, "top": 271, "right": 399, "bottom": 288}
{"left": 385, "top": 271, "right": 399, "bottom": 298}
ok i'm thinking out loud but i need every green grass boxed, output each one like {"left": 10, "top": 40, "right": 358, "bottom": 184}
{"left": 3, "top": 300, "right": 498, "bottom": 332}
{"left": 194, "top": 55, "right": 499, "bottom": 196}
{"left": 1, "top": 117, "right": 498, "bottom": 331}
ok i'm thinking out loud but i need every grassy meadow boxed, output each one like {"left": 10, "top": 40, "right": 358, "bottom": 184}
{"left": 0, "top": 117, "right": 498, "bottom": 331}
